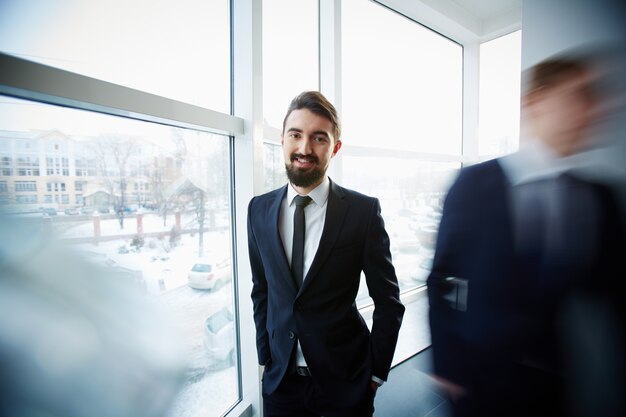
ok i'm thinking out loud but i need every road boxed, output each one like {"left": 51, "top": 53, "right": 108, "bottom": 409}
{"left": 157, "top": 281, "right": 239, "bottom": 417}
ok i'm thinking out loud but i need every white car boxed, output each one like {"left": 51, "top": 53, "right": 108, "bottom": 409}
{"left": 203, "top": 306, "right": 236, "bottom": 366}
{"left": 187, "top": 259, "right": 231, "bottom": 290}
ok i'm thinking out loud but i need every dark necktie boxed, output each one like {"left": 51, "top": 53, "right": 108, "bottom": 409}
{"left": 291, "top": 195, "right": 312, "bottom": 288}
{"left": 515, "top": 180, "right": 548, "bottom": 279}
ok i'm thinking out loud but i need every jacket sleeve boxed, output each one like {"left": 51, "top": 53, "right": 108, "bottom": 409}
{"left": 248, "top": 198, "right": 270, "bottom": 366}
{"left": 362, "top": 198, "right": 405, "bottom": 381}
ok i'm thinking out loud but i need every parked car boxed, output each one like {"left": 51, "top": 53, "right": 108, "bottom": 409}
{"left": 203, "top": 306, "right": 236, "bottom": 366}
{"left": 41, "top": 207, "right": 57, "bottom": 217}
{"left": 64, "top": 207, "right": 79, "bottom": 215}
{"left": 187, "top": 259, "right": 231, "bottom": 290}
{"left": 392, "top": 230, "right": 421, "bottom": 254}
{"left": 397, "top": 208, "right": 418, "bottom": 218}
{"left": 109, "top": 264, "right": 147, "bottom": 293}
{"left": 416, "top": 225, "right": 438, "bottom": 250}
{"left": 80, "top": 206, "right": 95, "bottom": 215}
{"left": 81, "top": 250, "right": 115, "bottom": 267}
{"left": 80, "top": 251, "right": 146, "bottom": 292}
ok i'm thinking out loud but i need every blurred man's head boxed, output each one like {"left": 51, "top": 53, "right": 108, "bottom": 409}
{"left": 524, "top": 58, "right": 596, "bottom": 156}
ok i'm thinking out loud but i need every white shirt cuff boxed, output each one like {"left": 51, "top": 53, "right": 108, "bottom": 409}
{"left": 371, "top": 375, "right": 385, "bottom": 386}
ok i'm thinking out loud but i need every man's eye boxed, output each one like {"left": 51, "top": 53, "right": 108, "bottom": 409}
{"left": 314, "top": 136, "right": 327, "bottom": 142}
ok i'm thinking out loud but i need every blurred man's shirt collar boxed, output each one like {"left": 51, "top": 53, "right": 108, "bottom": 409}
{"left": 500, "top": 137, "right": 586, "bottom": 186}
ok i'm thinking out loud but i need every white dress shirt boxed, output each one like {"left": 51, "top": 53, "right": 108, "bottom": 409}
{"left": 499, "top": 138, "right": 575, "bottom": 186}
{"left": 279, "top": 177, "right": 330, "bottom": 367}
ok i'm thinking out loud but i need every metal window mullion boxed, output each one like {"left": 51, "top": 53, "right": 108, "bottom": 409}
{"left": 0, "top": 52, "right": 244, "bottom": 136}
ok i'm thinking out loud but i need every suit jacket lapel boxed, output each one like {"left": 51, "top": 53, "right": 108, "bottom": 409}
{"left": 269, "top": 185, "right": 298, "bottom": 293}
{"left": 299, "top": 180, "right": 348, "bottom": 295}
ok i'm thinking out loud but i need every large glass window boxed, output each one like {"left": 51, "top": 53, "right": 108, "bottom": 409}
{"left": 264, "top": 143, "right": 288, "bottom": 193}
{"left": 343, "top": 157, "right": 459, "bottom": 303}
{"left": 341, "top": 0, "right": 463, "bottom": 154}
{"left": 0, "top": 0, "right": 525, "bottom": 411}
{"left": 478, "top": 31, "right": 522, "bottom": 157}
{"left": 263, "top": 0, "right": 319, "bottom": 128}
{"left": 0, "top": 0, "right": 231, "bottom": 112}
{"left": 339, "top": 0, "right": 464, "bottom": 365}
{"left": 0, "top": 97, "right": 239, "bottom": 417}
{"left": 341, "top": 0, "right": 462, "bottom": 292}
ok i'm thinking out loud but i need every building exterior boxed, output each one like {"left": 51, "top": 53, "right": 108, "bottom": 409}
{"left": 0, "top": 129, "right": 182, "bottom": 214}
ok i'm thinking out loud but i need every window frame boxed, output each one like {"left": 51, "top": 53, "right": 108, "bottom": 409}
{"left": 0, "top": 0, "right": 523, "bottom": 415}
{"left": 0, "top": 1, "right": 253, "bottom": 415}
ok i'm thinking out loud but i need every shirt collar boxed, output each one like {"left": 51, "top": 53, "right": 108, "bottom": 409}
{"left": 499, "top": 138, "right": 581, "bottom": 186}
{"left": 287, "top": 176, "right": 330, "bottom": 208}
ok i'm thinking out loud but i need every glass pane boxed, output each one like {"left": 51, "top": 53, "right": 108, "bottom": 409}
{"left": 263, "top": 0, "right": 319, "bottom": 128}
{"left": 341, "top": 156, "right": 460, "bottom": 305}
{"left": 0, "top": 0, "right": 231, "bottom": 112}
{"left": 479, "top": 31, "right": 522, "bottom": 156}
{"left": 0, "top": 96, "right": 239, "bottom": 417}
{"left": 263, "top": 143, "right": 288, "bottom": 192}
{"left": 342, "top": 0, "right": 463, "bottom": 154}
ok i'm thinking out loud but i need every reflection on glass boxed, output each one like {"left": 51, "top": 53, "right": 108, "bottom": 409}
{"left": 341, "top": 156, "right": 460, "bottom": 305}
{"left": 479, "top": 31, "right": 522, "bottom": 156}
{"left": 0, "top": 97, "right": 238, "bottom": 417}
{"left": 264, "top": 143, "right": 288, "bottom": 192}
{"left": 263, "top": 0, "right": 319, "bottom": 127}
{"left": 0, "top": 0, "right": 231, "bottom": 112}
{"left": 342, "top": 0, "right": 463, "bottom": 154}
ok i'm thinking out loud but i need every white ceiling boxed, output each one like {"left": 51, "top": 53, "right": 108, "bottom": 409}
{"left": 378, "top": 0, "right": 522, "bottom": 42}
{"left": 452, "top": 0, "right": 522, "bottom": 22}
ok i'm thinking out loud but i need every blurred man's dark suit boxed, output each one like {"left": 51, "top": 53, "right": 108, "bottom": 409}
{"left": 427, "top": 150, "right": 625, "bottom": 417}
{"left": 248, "top": 179, "right": 405, "bottom": 409}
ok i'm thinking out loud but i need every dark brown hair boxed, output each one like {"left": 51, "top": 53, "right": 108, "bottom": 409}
{"left": 282, "top": 91, "right": 341, "bottom": 141}
{"left": 528, "top": 58, "right": 588, "bottom": 92}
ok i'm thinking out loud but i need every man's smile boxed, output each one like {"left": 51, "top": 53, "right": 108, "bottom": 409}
{"left": 291, "top": 154, "right": 318, "bottom": 169}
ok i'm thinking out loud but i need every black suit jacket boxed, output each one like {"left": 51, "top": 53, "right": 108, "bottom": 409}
{"left": 427, "top": 159, "right": 625, "bottom": 416}
{"left": 248, "top": 179, "right": 404, "bottom": 406}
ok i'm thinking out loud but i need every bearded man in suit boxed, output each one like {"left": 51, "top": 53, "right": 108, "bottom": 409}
{"left": 248, "top": 91, "right": 404, "bottom": 417}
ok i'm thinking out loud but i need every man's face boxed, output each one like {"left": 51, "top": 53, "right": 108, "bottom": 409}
{"left": 526, "top": 72, "right": 596, "bottom": 156}
{"left": 281, "top": 108, "right": 342, "bottom": 191}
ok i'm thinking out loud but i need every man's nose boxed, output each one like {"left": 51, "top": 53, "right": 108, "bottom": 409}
{"left": 297, "top": 137, "right": 313, "bottom": 154}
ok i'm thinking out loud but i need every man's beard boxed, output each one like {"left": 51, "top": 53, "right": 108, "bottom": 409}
{"left": 285, "top": 153, "right": 325, "bottom": 188}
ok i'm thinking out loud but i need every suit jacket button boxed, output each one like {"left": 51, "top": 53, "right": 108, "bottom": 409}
{"left": 289, "top": 331, "right": 295, "bottom": 339}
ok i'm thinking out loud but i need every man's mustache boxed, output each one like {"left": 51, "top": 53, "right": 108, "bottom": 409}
{"left": 290, "top": 153, "right": 319, "bottom": 164}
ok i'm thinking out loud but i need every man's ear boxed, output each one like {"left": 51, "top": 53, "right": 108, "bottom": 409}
{"left": 332, "top": 140, "right": 342, "bottom": 157}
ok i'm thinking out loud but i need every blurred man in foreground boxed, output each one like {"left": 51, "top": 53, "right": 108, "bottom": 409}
{"left": 427, "top": 54, "right": 625, "bottom": 416}
{"left": 0, "top": 218, "right": 185, "bottom": 417}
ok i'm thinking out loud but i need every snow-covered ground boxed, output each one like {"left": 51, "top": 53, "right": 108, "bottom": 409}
{"left": 56, "top": 209, "right": 231, "bottom": 292}
{"left": 52, "top": 211, "right": 240, "bottom": 417}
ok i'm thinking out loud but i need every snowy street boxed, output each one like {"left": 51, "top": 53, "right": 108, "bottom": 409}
{"left": 46, "top": 210, "right": 242, "bottom": 417}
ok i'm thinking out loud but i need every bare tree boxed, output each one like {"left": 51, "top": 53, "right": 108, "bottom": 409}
{"left": 150, "top": 129, "right": 186, "bottom": 227}
{"left": 194, "top": 187, "right": 206, "bottom": 257}
{"left": 150, "top": 156, "right": 169, "bottom": 226}
{"left": 91, "top": 135, "right": 138, "bottom": 229}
